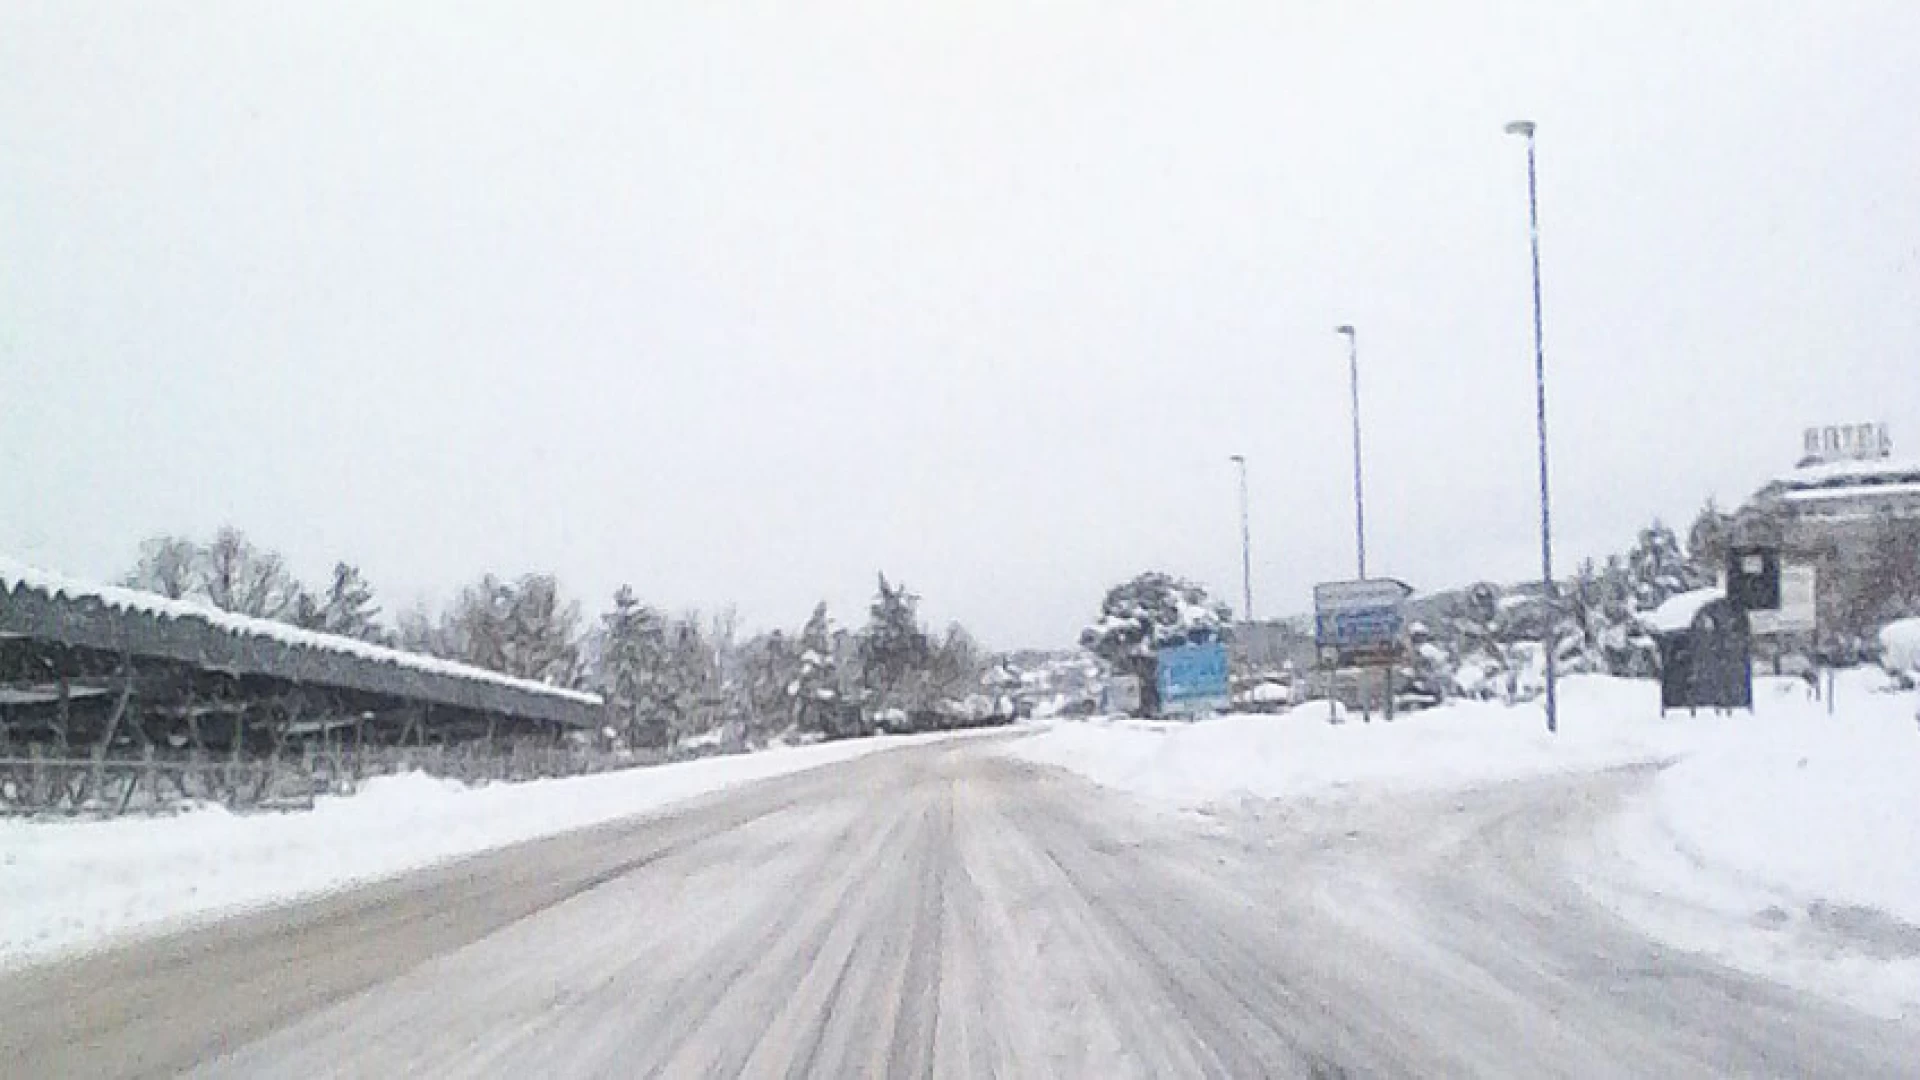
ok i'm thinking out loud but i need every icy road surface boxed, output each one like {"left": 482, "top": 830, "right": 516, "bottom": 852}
{"left": 4, "top": 739, "right": 1916, "bottom": 1078}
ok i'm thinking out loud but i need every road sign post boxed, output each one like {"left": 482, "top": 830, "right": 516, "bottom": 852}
{"left": 1313, "top": 579, "right": 1413, "bottom": 724}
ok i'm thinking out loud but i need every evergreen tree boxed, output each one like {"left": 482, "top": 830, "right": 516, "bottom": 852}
{"left": 1686, "top": 499, "right": 1736, "bottom": 578}
{"left": 593, "top": 585, "right": 671, "bottom": 747}
{"left": 860, "top": 574, "right": 931, "bottom": 714}
{"left": 1625, "top": 519, "right": 1706, "bottom": 612}
{"left": 662, "top": 614, "right": 720, "bottom": 742}
{"left": 506, "top": 574, "right": 583, "bottom": 686}
{"left": 303, "top": 562, "right": 382, "bottom": 640}
{"left": 445, "top": 573, "right": 582, "bottom": 685}
{"left": 791, "top": 602, "right": 840, "bottom": 734}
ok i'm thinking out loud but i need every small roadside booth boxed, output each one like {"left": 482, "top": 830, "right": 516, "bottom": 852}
{"left": 1643, "top": 588, "right": 1754, "bottom": 715}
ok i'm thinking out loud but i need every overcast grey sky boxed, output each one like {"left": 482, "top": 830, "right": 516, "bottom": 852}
{"left": 4, "top": 1, "right": 1917, "bottom": 648}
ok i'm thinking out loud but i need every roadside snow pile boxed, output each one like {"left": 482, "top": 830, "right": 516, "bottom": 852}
{"left": 1012, "top": 672, "right": 1920, "bottom": 1013}
{"left": 0, "top": 731, "right": 968, "bottom": 968}
{"left": 1009, "top": 675, "right": 1694, "bottom": 806}
{"left": 1583, "top": 671, "right": 1920, "bottom": 1015}
{"left": 1882, "top": 618, "right": 1920, "bottom": 679}
{"left": 1648, "top": 683, "right": 1920, "bottom": 922}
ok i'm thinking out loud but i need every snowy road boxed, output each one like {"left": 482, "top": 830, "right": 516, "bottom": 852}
{"left": 4, "top": 739, "right": 1917, "bottom": 1078}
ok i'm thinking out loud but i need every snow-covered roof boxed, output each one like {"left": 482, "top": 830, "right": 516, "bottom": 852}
{"left": 1765, "top": 456, "right": 1920, "bottom": 494}
{"left": 1779, "top": 480, "right": 1920, "bottom": 504}
{"left": 1640, "top": 588, "right": 1723, "bottom": 634}
{"left": 0, "top": 556, "right": 603, "bottom": 724}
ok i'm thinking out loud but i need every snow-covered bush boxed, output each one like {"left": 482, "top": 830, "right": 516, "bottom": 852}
{"left": 1881, "top": 618, "right": 1920, "bottom": 686}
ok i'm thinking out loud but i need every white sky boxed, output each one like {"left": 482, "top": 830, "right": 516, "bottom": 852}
{"left": 4, "top": 1, "right": 1917, "bottom": 649}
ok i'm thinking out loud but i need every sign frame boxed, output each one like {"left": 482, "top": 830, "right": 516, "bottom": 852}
{"left": 1313, "top": 578, "right": 1413, "bottom": 667}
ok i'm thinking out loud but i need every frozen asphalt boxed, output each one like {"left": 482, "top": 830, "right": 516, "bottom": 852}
{"left": 4, "top": 737, "right": 1917, "bottom": 1078}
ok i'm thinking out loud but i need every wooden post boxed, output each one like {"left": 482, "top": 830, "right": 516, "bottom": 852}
{"left": 91, "top": 663, "right": 136, "bottom": 808}
{"left": 115, "top": 745, "right": 146, "bottom": 815}
{"left": 54, "top": 676, "right": 72, "bottom": 756}
{"left": 29, "top": 742, "right": 45, "bottom": 808}
{"left": 185, "top": 684, "right": 204, "bottom": 751}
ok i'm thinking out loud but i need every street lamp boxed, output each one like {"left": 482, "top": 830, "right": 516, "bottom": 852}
{"left": 1335, "top": 325, "right": 1366, "bottom": 580}
{"left": 1506, "top": 119, "right": 1559, "bottom": 735}
{"left": 1229, "top": 455, "right": 1252, "bottom": 622}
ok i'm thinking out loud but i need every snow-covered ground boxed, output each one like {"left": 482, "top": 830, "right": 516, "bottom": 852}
{"left": 1580, "top": 672, "right": 1920, "bottom": 1017}
{"left": 1010, "top": 675, "right": 1697, "bottom": 806}
{"left": 1009, "top": 672, "right": 1920, "bottom": 1015}
{"left": 0, "top": 730, "right": 985, "bottom": 969}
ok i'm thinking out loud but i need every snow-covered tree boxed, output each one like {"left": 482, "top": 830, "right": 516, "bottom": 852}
{"left": 859, "top": 574, "right": 931, "bottom": 713}
{"left": 730, "top": 629, "right": 796, "bottom": 741}
{"left": 790, "top": 602, "right": 841, "bottom": 734}
{"left": 928, "top": 622, "right": 984, "bottom": 701}
{"left": 395, "top": 601, "right": 454, "bottom": 658}
{"left": 1686, "top": 499, "right": 1736, "bottom": 578}
{"left": 444, "top": 573, "right": 582, "bottom": 686}
{"left": 1080, "top": 572, "right": 1231, "bottom": 665}
{"left": 1626, "top": 519, "right": 1707, "bottom": 612}
{"left": 592, "top": 585, "right": 671, "bottom": 747}
{"left": 292, "top": 562, "right": 384, "bottom": 641}
{"left": 506, "top": 574, "right": 582, "bottom": 686}
{"left": 123, "top": 536, "right": 201, "bottom": 599}
{"left": 661, "top": 614, "right": 721, "bottom": 742}
{"left": 1081, "top": 572, "right": 1231, "bottom": 713}
{"left": 124, "top": 528, "right": 303, "bottom": 619}
{"left": 202, "top": 527, "right": 301, "bottom": 620}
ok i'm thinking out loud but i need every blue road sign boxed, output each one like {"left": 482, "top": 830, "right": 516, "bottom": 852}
{"left": 1313, "top": 578, "right": 1413, "bottom": 666}
{"left": 1156, "top": 642, "right": 1230, "bottom": 716}
{"left": 1314, "top": 608, "right": 1405, "bottom": 649}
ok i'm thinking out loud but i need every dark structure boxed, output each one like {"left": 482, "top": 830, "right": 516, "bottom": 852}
{"left": 0, "top": 567, "right": 603, "bottom": 756}
{"left": 1725, "top": 546, "right": 1781, "bottom": 613}
{"left": 1653, "top": 596, "right": 1753, "bottom": 715}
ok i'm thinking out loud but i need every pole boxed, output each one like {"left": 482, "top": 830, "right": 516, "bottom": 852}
{"left": 1339, "top": 328, "right": 1368, "bottom": 580}
{"left": 1336, "top": 325, "right": 1372, "bottom": 721}
{"left": 1231, "top": 455, "right": 1252, "bottom": 622}
{"left": 1509, "top": 120, "right": 1558, "bottom": 735}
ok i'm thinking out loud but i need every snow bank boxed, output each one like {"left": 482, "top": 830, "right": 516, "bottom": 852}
{"left": 1011, "top": 670, "right": 1920, "bottom": 1015}
{"left": 0, "top": 731, "right": 979, "bottom": 968}
{"left": 1582, "top": 671, "right": 1920, "bottom": 1015}
{"left": 1882, "top": 618, "right": 1920, "bottom": 677}
{"left": 1646, "top": 680, "right": 1920, "bottom": 922}
{"left": 1010, "top": 676, "right": 1692, "bottom": 806}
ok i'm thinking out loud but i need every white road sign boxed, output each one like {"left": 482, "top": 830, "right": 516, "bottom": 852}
{"left": 1312, "top": 578, "right": 1414, "bottom": 614}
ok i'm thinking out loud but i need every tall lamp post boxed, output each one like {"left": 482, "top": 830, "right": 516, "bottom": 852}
{"left": 1229, "top": 455, "right": 1252, "bottom": 622}
{"left": 1335, "top": 325, "right": 1367, "bottom": 580}
{"left": 1506, "top": 119, "right": 1559, "bottom": 735}
{"left": 1335, "top": 324, "right": 1373, "bottom": 722}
